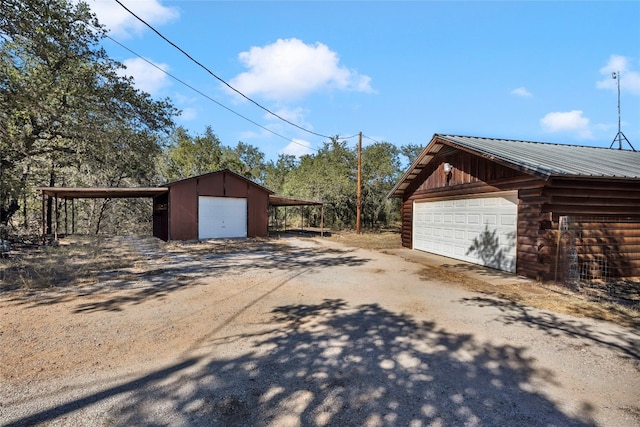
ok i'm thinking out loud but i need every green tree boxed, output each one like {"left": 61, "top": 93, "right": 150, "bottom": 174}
{"left": 220, "top": 141, "right": 265, "bottom": 184}
{"left": 284, "top": 138, "right": 356, "bottom": 229}
{"left": 264, "top": 154, "right": 297, "bottom": 194}
{"left": 400, "top": 143, "right": 424, "bottom": 169}
{"left": 0, "top": 0, "right": 176, "bottom": 234}
{"left": 159, "top": 127, "right": 267, "bottom": 185}
{"left": 361, "top": 142, "right": 402, "bottom": 228}
{"left": 160, "top": 126, "right": 223, "bottom": 181}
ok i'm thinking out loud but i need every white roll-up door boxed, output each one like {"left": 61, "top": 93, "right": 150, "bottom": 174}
{"left": 413, "top": 192, "right": 517, "bottom": 272}
{"left": 198, "top": 197, "right": 247, "bottom": 239}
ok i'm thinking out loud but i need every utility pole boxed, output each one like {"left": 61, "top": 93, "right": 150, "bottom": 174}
{"left": 610, "top": 71, "right": 636, "bottom": 151}
{"left": 356, "top": 132, "right": 362, "bottom": 234}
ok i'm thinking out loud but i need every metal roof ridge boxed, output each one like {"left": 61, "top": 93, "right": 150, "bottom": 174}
{"left": 437, "top": 134, "right": 639, "bottom": 152}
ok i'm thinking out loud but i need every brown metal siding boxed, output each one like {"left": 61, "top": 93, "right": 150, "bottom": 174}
{"left": 198, "top": 173, "right": 225, "bottom": 197}
{"left": 247, "top": 187, "right": 269, "bottom": 237}
{"left": 223, "top": 173, "right": 250, "bottom": 198}
{"left": 163, "top": 170, "right": 271, "bottom": 241}
{"left": 169, "top": 179, "right": 198, "bottom": 240}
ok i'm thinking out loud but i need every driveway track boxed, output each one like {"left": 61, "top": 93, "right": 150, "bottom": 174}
{"left": 1, "top": 236, "right": 639, "bottom": 426}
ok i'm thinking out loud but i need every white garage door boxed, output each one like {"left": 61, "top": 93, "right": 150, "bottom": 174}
{"left": 413, "top": 192, "right": 517, "bottom": 272}
{"left": 198, "top": 197, "right": 247, "bottom": 239}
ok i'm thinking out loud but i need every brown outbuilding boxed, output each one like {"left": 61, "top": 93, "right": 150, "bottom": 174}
{"left": 388, "top": 134, "right": 640, "bottom": 283}
{"left": 38, "top": 169, "right": 322, "bottom": 242}
{"left": 152, "top": 169, "right": 273, "bottom": 241}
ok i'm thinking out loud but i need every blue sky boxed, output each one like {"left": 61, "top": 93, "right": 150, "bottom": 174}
{"left": 87, "top": 1, "right": 640, "bottom": 161}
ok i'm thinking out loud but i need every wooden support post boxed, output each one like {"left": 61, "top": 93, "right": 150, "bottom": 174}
{"left": 356, "top": 131, "right": 362, "bottom": 234}
{"left": 72, "top": 199, "right": 76, "bottom": 234}
{"left": 53, "top": 194, "right": 58, "bottom": 241}
{"left": 64, "top": 198, "right": 68, "bottom": 235}
{"left": 41, "top": 191, "right": 46, "bottom": 244}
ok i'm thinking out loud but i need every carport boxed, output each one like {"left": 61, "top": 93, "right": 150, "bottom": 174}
{"left": 35, "top": 187, "right": 169, "bottom": 241}
{"left": 268, "top": 195, "right": 325, "bottom": 236}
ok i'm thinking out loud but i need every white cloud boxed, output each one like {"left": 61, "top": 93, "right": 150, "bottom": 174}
{"left": 540, "top": 110, "right": 594, "bottom": 139}
{"left": 178, "top": 107, "right": 198, "bottom": 122}
{"left": 511, "top": 87, "right": 532, "bottom": 97}
{"left": 86, "top": 0, "right": 179, "bottom": 38}
{"left": 596, "top": 55, "right": 640, "bottom": 95}
{"left": 229, "top": 38, "right": 374, "bottom": 101}
{"left": 119, "top": 57, "right": 171, "bottom": 95}
{"left": 267, "top": 106, "right": 312, "bottom": 128}
{"left": 279, "top": 139, "right": 314, "bottom": 157}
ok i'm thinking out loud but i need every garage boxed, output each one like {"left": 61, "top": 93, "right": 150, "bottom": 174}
{"left": 198, "top": 196, "right": 247, "bottom": 239}
{"left": 413, "top": 192, "right": 517, "bottom": 272}
{"left": 155, "top": 169, "right": 272, "bottom": 241}
{"left": 389, "top": 134, "right": 640, "bottom": 281}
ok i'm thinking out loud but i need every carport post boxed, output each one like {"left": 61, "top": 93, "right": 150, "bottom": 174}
{"left": 53, "top": 194, "right": 58, "bottom": 241}
{"left": 72, "top": 199, "right": 76, "bottom": 234}
{"left": 41, "top": 191, "right": 46, "bottom": 243}
{"left": 64, "top": 198, "right": 68, "bottom": 235}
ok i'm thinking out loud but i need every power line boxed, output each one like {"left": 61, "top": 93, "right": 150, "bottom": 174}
{"left": 113, "top": 0, "right": 334, "bottom": 140}
{"left": 103, "top": 32, "right": 316, "bottom": 151}
{"left": 363, "top": 134, "right": 383, "bottom": 144}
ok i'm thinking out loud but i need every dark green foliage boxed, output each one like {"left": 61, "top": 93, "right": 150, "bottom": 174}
{"left": 0, "top": 0, "right": 176, "bottom": 234}
{"left": 159, "top": 127, "right": 265, "bottom": 184}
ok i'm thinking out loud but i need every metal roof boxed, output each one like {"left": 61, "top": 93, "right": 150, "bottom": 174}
{"left": 36, "top": 187, "right": 168, "bottom": 198}
{"left": 269, "top": 195, "right": 323, "bottom": 207}
{"left": 389, "top": 134, "right": 640, "bottom": 198}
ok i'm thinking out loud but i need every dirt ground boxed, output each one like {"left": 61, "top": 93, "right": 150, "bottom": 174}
{"left": 1, "top": 235, "right": 639, "bottom": 426}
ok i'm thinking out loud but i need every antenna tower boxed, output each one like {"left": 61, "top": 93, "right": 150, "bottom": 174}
{"left": 609, "top": 71, "right": 636, "bottom": 151}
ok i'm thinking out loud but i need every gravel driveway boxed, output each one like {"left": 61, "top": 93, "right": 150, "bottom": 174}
{"left": 1, "top": 235, "right": 639, "bottom": 426}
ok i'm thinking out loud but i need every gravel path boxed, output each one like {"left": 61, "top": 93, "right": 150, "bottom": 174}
{"left": 1, "top": 236, "right": 639, "bottom": 426}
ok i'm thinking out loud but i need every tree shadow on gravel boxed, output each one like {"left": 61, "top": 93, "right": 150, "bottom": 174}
{"left": 1, "top": 237, "right": 369, "bottom": 312}
{"left": 461, "top": 296, "right": 640, "bottom": 361}
{"left": 7, "top": 299, "right": 598, "bottom": 426}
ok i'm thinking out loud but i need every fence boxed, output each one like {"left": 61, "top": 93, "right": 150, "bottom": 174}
{"left": 555, "top": 216, "right": 640, "bottom": 301}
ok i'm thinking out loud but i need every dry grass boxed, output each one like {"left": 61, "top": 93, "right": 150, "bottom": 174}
{"left": 0, "top": 236, "right": 292, "bottom": 294}
{"left": 2, "top": 232, "right": 638, "bottom": 329}
{"left": 0, "top": 236, "right": 141, "bottom": 291}
{"left": 326, "top": 230, "right": 404, "bottom": 250}
{"left": 327, "top": 231, "right": 640, "bottom": 329}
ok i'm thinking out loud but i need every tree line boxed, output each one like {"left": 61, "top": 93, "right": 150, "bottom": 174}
{"left": 0, "top": 0, "right": 423, "bottom": 238}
